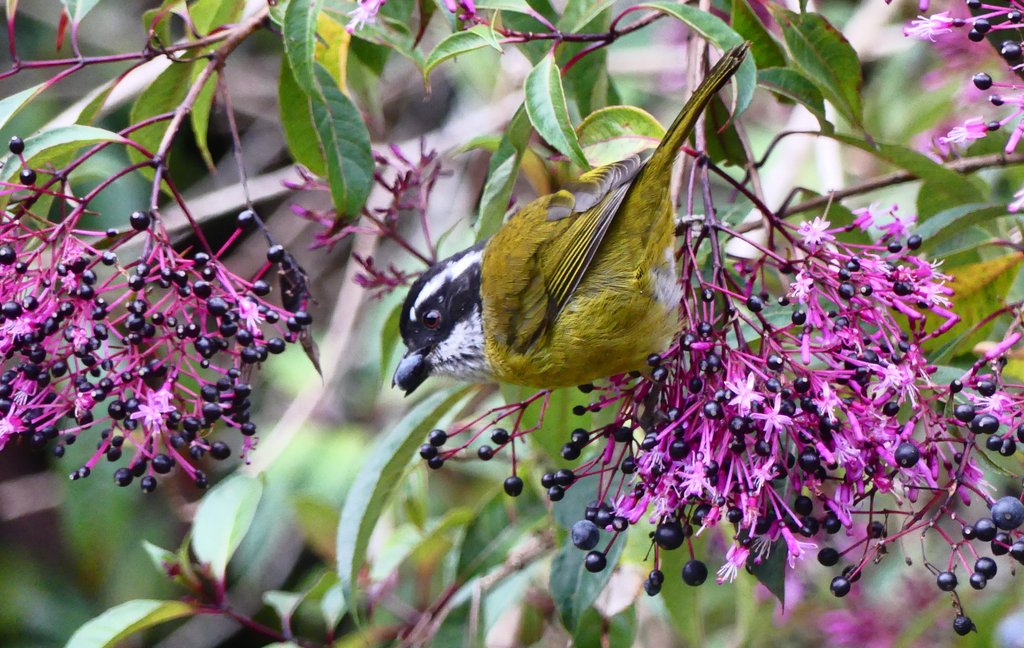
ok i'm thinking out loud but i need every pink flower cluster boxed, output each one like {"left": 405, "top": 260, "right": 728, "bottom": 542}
{"left": 0, "top": 137, "right": 312, "bottom": 490}
{"left": 417, "top": 200, "right": 1024, "bottom": 636}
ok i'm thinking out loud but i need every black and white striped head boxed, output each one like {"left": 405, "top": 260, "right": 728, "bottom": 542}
{"left": 393, "top": 244, "right": 490, "bottom": 394}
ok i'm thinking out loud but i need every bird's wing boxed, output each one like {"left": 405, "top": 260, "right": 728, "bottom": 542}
{"left": 492, "top": 155, "right": 645, "bottom": 353}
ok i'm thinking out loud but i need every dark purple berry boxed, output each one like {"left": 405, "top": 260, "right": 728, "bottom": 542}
{"left": 936, "top": 571, "right": 957, "bottom": 591}
{"left": 682, "top": 559, "right": 707, "bottom": 586}
{"left": 503, "top": 476, "right": 523, "bottom": 497}
{"left": 584, "top": 551, "right": 607, "bottom": 572}
{"left": 990, "top": 496, "right": 1024, "bottom": 530}
{"left": 571, "top": 520, "right": 600, "bottom": 550}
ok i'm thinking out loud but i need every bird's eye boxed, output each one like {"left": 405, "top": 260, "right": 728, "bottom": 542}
{"left": 423, "top": 310, "right": 442, "bottom": 330}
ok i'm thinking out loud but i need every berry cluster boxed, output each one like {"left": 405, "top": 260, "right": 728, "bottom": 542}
{"left": 416, "top": 203, "right": 1024, "bottom": 637}
{"left": 1, "top": 136, "right": 312, "bottom": 491}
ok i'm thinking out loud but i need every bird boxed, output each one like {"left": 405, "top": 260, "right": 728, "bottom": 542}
{"left": 394, "top": 44, "right": 749, "bottom": 394}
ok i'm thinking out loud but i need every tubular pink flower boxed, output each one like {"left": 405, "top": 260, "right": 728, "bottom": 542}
{"left": 938, "top": 117, "right": 988, "bottom": 147}
{"left": 903, "top": 12, "right": 956, "bottom": 41}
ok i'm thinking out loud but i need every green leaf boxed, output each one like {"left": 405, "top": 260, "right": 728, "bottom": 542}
{"left": 310, "top": 65, "right": 374, "bottom": 218}
{"left": 772, "top": 9, "right": 863, "bottom": 128}
{"left": 826, "top": 135, "right": 983, "bottom": 208}
{"left": 337, "top": 386, "right": 470, "bottom": 613}
{"left": 423, "top": 25, "right": 503, "bottom": 80}
{"left": 0, "top": 125, "right": 127, "bottom": 184}
{"left": 191, "top": 473, "right": 263, "bottom": 581}
{"left": 457, "top": 490, "right": 545, "bottom": 580}
{"left": 189, "top": 0, "right": 246, "bottom": 34}
{"left": 915, "top": 203, "right": 1006, "bottom": 250}
{"left": 924, "top": 254, "right": 1023, "bottom": 356}
{"left": 284, "top": 0, "right": 325, "bottom": 98}
{"left": 263, "top": 590, "right": 303, "bottom": 623}
{"left": 65, "top": 600, "right": 193, "bottom": 648}
{"left": 0, "top": 82, "right": 45, "bottom": 132}
{"left": 476, "top": 107, "right": 531, "bottom": 239}
{"left": 189, "top": 65, "right": 219, "bottom": 171}
{"left": 749, "top": 541, "right": 786, "bottom": 605}
{"left": 278, "top": 60, "right": 327, "bottom": 175}
{"left": 127, "top": 60, "right": 194, "bottom": 174}
{"left": 524, "top": 53, "right": 590, "bottom": 169}
{"left": 576, "top": 105, "right": 664, "bottom": 166}
{"left": 141, "top": 540, "right": 177, "bottom": 578}
{"left": 638, "top": 2, "right": 756, "bottom": 117}
{"left": 61, "top": 0, "right": 103, "bottom": 22}
{"left": 320, "top": 583, "right": 347, "bottom": 632}
{"left": 293, "top": 494, "right": 340, "bottom": 562}
{"left": 732, "top": 0, "right": 785, "bottom": 68}
{"left": 757, "top": 67, "right": 831, "bottom": 132}
{"left": 474, "top": 0, "right": 533, "bottom": 13}
{"left": 549, "top": 535, "right": 625, "bottom": 633}
{"left": 561, "top": 0, "right": 617, "bottom": 32}
{"left": 379, "top": 300, "right": 404, "bottom": 386}
{"left": 574, "top": 606, "right": 636, "bottom": 647}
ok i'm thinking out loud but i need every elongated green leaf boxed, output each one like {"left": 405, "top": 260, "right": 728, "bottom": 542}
{"left": 525, "top": 53, "right": 589, "bottom": 169}
{"left": 576, "top": 105, "right": 664, "bottom": 166}
{"left": 758, "top": 67, "right": 830, "bottom": 132}
{"left": 732, "top": 0, "right": 785, "bottom": 68}
{"left": 549, "top": 535, "right": 625, "bottom": 633}
{"left": 127, "top": 60, "right": 194, "bottom": 173}
{"left": 310, "top": 65, "right": 373, "bottom": 218}
{"left": 278, "top": 62, "right": 326, "bottom": 175}
{"left": 190, "top": 64, "right": 218, "bottom": 171}
{"left": 457, "top": 489, "right": 546, "bottom": 580}
{"left": 477, "top": 107, "right": 530, "bottom": 239}
{"left": 141, "top": 540, "right": 177, "bottom": 577}
{"left": 772, "top": 8, "right": 863, "bottom": 128}
{"left": 0, "top": 125, "right": 127, "bottom": 183}
{"left": 423, "top": 25, "right": 502, "bottom": 80}
{"left": 263, "top": 590, "right": 303, "bottom": 623}
{"left": 65, "top": 600, "right": 193, "bottom": 648}
{"left": 321, "top": 583, "right": 347, "bottom": 631}
{"left": 638, "top": 2, "right": 756, "bottom": 118}
{"left": 337, "top": 386, "right": 469, "bottom": 612}
{"left": 191, "top": 473, "right": 263, "bottom": 581}
{"left": 749, "top": 540, "right": 786, "bottom": 604}
{"left": 0, "top": 82, "right": 45, "bottom": 132}
{"left": 560, "top": 0, "right": 617, "bottom": 32}
{"left": 76, "top": 79, "right": 119, "bottom": 125}
{"left": 61, "top": 0, "right": 103, "bottom": 21}
{"left": 284, "top": 0, "right": 324, "bottom": 98}
{"left": 379, "top": 300, "right": 404, "bottom": 386}
{"left": 915, "top": 203, "right": 1006, "bottom": 249}
{"left": 190, "top": 0, "right": 245, "bottom": 34}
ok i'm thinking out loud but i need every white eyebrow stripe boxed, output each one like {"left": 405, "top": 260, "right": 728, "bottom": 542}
{"left": 412, "top": 249, "right": 482, "bottom": 313}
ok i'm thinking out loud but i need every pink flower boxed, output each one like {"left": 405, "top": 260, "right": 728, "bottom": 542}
{"left": 347, "top": 0, "right": 387, "bottom": 32}
{"left": 726, "top": 372, "right": 764, "bottom": 415}
{"left": 797, "top": 217, "right": 835, "bottom": 251}
{"left": 716, "top": 544, "right": 749, "bottom": 584}
{"left": 130, "top": 388, "right": 176, "bottom": 431}
{"left": 938, "top": 117, "right": 988, "bottom": 147}
{"left": 903, "top": 12, "right": 956, "bottom": 41}
{"left": 752, "top": 395, "right": 792, "bottom": 436}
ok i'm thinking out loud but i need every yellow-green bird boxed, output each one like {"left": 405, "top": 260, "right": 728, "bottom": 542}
{"left": 394, "top": 44, "right": 748, "bottom": 394}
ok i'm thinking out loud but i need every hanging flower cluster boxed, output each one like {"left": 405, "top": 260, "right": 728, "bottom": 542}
{"left": 410, "top": 196, "right": 1024, "bottom": 637}
{"left": 0, "top": 136, "right": 313, "bottom": 491}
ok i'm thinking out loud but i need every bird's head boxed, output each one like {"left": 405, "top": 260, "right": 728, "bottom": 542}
{"left": 394, "top": 243, "right": 490, "bottom": 394}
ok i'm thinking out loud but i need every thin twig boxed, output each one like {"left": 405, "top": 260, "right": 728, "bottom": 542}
{"left": 781, "top": 151, "right": 1024, "bottom": 217}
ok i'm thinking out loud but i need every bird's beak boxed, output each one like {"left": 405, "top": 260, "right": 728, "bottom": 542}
{"left": 393, "top": 348, "right": 431, "bottom": 395}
